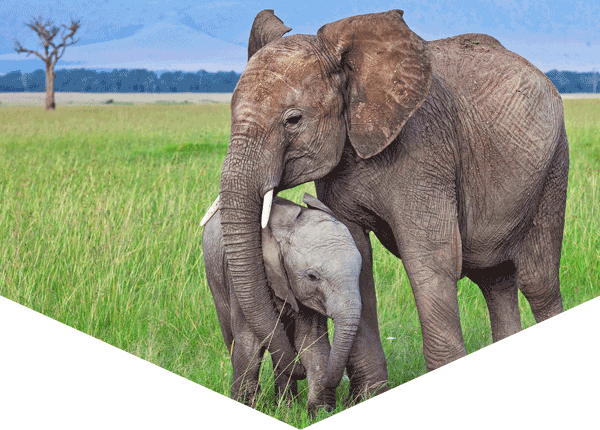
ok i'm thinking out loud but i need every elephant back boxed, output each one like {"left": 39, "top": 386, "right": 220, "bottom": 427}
{"left": 427, "top": 33, "right": 561, "bottom": 110}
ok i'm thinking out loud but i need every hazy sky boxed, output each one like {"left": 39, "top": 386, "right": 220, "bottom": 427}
{"left": 0, "top": 0, "right": 599, "bottom": 74}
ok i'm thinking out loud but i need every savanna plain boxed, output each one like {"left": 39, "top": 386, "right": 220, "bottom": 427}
{"left": 1, "top": 96, "right": 598, "bottom": 427}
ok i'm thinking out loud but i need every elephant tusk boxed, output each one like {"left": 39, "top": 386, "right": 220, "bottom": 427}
{"left": 261, "top": 189, "right": 274, "bottom": 229}
{"left": 200, "top": 195, "right": 221, "bottom": 227}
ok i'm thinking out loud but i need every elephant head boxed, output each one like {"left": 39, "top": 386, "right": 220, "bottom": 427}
{"left": 262, "top": 194, "right": 362, "bottom": 389}
{"left": 217, "top": 9, "right": 432, "bottom": 380}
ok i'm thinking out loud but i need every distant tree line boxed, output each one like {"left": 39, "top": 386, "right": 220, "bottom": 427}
{"left": 0, "top": 68, "right": 240, "bottom": 93}
{"left": 1, "top": 68, "right": 599, "bottom": 94}
{"left": 545, "top": 70, "right": 599, "bottom": 94}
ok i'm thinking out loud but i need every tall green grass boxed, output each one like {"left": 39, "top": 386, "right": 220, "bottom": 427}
{"left": 0, "top": 100, "right": 598, "bottom": 427}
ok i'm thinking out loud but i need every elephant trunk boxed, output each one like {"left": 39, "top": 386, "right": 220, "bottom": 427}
{"left": 219, "top": 135, "right": 304, "bottom": 379}
{"left": 323, "top": 291, "right": 362, "bottom": 389}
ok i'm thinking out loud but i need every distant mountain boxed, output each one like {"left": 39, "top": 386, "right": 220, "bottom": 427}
{"left": 64, "top": 20, "right": 247, "bottom": 73}
{"left": 0, "top": 20, "right": 247, "bottom": 74}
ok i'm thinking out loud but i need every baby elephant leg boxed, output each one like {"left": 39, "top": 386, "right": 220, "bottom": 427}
{"left": 272, "top": 311, "right": 299, "bottom": 405}
{"left": 272, "top": 367, "right": 298, "bottom": 406}
{"left": 294, "top": 308, "right": 337, "bottom": 413}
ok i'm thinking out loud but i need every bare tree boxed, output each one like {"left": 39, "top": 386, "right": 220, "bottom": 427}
{"left": 14, "top": 16, "right": 81, "bottom": 110}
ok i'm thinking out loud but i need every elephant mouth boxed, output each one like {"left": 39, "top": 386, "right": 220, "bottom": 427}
{"left": 299, "top": 296, "right": 327, "bottom": 317}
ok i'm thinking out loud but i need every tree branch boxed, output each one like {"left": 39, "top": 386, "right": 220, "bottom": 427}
{"left": 58, "top": 21, "right": 80, "bottom": 49}
{"left": 55, "top": 20, "right": 80, "bottom": 61}
{"left": 13, "top": 39, "right": 47, "bottom": 62}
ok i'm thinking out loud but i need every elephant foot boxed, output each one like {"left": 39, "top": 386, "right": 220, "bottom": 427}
{"left": 274, "top": 377, "right": 298, "bottom": 406}
{"left": 232, "top": 380, "right": 261, "bottom": 407}
{"left": 307, "top": 386, "right": 336, "bottom": 415}
{"left": 344, "top": 379, "right": 389, "bottom": 407}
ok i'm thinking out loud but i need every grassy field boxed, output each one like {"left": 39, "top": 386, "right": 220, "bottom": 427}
{"left": 0, "top": 99, "right": 598, "bottom": 427}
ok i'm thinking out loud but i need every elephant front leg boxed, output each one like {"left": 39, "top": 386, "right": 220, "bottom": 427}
{"left": 230, "top": 291, "right": 266, "bottom": 406}
{"left": 230, "top": 331, "right": 265, "bottom": 406}
{"left": 397, "top": 209, "right": 467, "bottom": 371}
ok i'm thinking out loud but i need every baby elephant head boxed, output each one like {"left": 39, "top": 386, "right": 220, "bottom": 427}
{"left": 262, "top": 193, "right": 362, "bottom": 389}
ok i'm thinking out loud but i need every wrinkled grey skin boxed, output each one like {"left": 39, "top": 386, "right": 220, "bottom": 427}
{"left": 203, "top": 194, "right": 362, "bottom": 410}
{"left": 219, "top": 9, "right": 569, "bottom": 402}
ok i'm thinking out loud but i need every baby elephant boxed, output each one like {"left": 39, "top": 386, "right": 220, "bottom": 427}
{"left": 202, "top": 193, "right": 362, "bottom": 411}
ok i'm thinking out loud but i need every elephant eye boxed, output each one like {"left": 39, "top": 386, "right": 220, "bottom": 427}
{"left": 284, "top": 113, "right": 302, "bottom": 127}
{"left": 306, "top": 271, "right": 320, "bottom": 282}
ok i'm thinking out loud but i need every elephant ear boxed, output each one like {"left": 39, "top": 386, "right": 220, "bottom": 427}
{"left": 261, "top": 200, "right": 301, "bottom": 313}
{"left": 248, "top": 10, "right": 292, "bottom": 60}
{"left": 317, "top": 10, "right": 432, "bottom": 159}
{"left": 302, "top": 193, "right": 336, "bottom": 219}
{"left": 269, "top": 197, "right": 303, "bottom": 228}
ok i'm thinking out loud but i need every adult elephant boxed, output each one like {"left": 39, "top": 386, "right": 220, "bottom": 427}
{"left": 214, "top": 9, "right": 569, "bottom": 401}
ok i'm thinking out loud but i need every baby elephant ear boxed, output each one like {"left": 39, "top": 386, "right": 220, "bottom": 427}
{"left": 248, "top": 10, "right": 292, "bottom": 60}
{"left": 302, "top": 193, "right": 336, "bottom": 218}
{"left": 269, "top": 197, "right": 302, "bottom": 228}
{"left": 261, "top": 223, "right": 299, "bottom": 313}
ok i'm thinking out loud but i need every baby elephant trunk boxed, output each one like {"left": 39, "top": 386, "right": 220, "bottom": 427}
{"left": 322, "top": 291, "right": 362, "bottom": 389}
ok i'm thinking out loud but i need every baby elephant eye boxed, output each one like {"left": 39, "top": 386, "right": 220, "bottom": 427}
{"left": 306, "top": 271, "right": 320, "bottom": 282}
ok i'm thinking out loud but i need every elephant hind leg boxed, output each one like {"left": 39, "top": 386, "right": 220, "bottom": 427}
{"left": 517, "top": 131, "right": 568, "bottom": 323}
{"left": 469, "top": 260, "right": 522, "bottom": 343}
